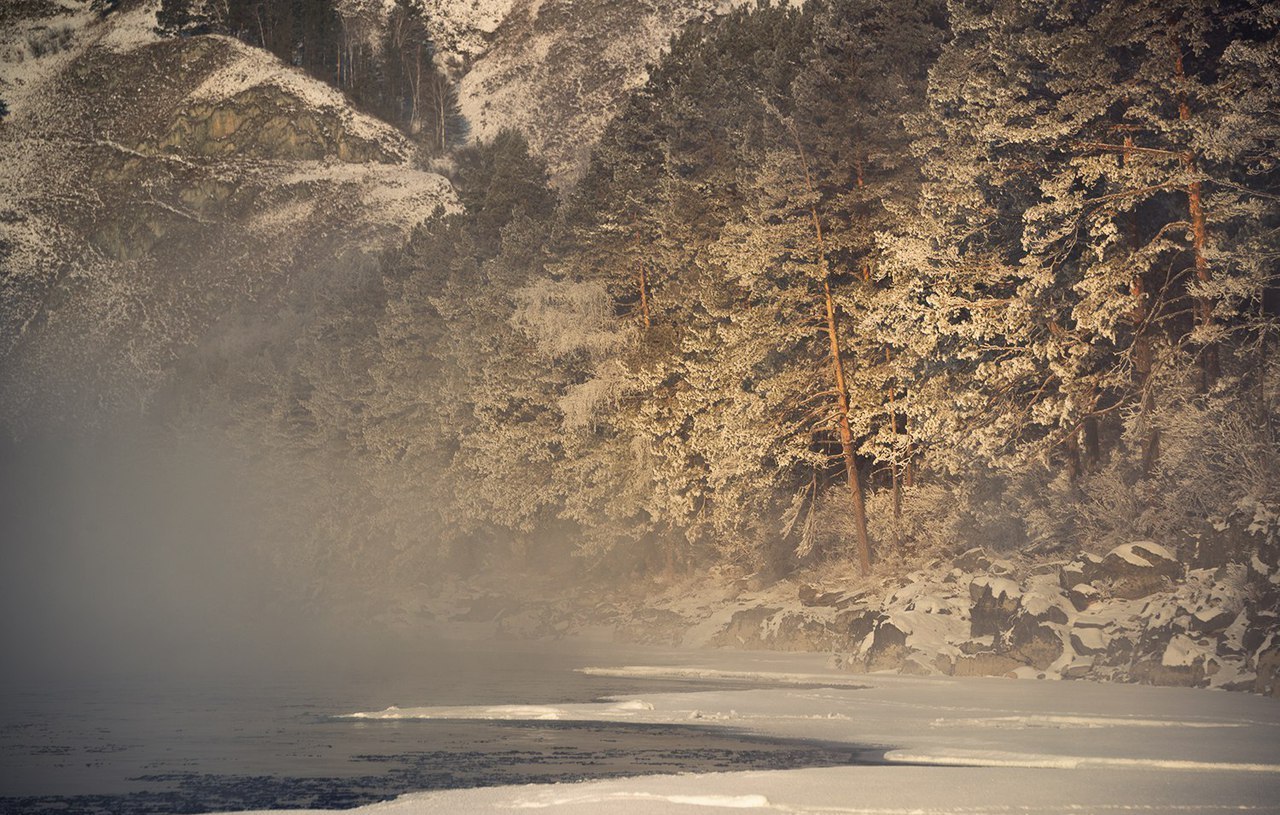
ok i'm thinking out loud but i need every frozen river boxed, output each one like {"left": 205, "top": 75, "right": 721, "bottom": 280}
{"left": 4, "top": 640, "right": 1279, "bottom": 814}
{"left": 265, "top": 651, "right": 1280, "bottom": 815}
{"left": 0, "top": 641, "right": 866, "bottom": 813}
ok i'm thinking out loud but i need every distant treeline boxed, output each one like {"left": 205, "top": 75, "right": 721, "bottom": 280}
{"left": 187, "top": 0, "right": 1278, "bottom": 590}
{"left": 156, "top": 0, "right": 463, "bottom": 152}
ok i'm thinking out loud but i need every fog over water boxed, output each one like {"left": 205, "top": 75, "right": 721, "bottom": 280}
{"left": 0, "top": 428, "right": 347, "bottom": 686}
{"left": 0, "top": 435, "right": 872, "bottom": 813}
{"left": 0, "top": 419, "right": 725, "bottom": 685}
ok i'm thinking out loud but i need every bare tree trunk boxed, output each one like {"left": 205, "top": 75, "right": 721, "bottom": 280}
{"left": 1065, "top": 429, "right": 1083, "bottom": 482}
{"left": 437, "top": 79, "right": 447, "bottom": 151}
{"left": 1185, "top": 164, "right": 1216, "bottom": 388}
{"left": 789, "top": 129, "right": 872, "bottom": 574}
{"left": 1121, "top": 133, "right": 1162, "bottom": 472}
{"left": 886, "top": 347, "right": 902, "bottom": 526}
{"left": 638, "top": 260, "right": 652, "bottom": 328}
{"left": 1262, "top": 335, "right": 1273, "bottom": 440}
{"left": 1172, "top": 37, "right": 1218, "bottom": 390}
{"left": 1261, "top": 335, "right": 1269, "bottom": 431}
{"left": 821, "top": 275, "right": 873, "bottom": 576}
{"left": 902, "top": 396, "right": 915, "bottom": 490}
{"left": 411, "top": 47, "right": 422, "bottom": 134}
{"left": 1083, "top": 415, "right": 1101, "bottom": 471}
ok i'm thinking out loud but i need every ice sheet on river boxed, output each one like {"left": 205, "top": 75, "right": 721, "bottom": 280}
{"left": 261, "top": 655, "right": 1280, "bottom": 813}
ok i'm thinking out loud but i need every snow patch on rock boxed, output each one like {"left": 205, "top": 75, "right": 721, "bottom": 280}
{"left": 186, "top": 36, "right": 406, "bottom": 152}
{"left": 1112, "top": 541, "right": 1176, "bottom": 567}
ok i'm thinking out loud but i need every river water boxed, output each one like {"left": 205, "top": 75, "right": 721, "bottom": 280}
{"left": 0, "top": 639, "right": 861, "bottom": 813}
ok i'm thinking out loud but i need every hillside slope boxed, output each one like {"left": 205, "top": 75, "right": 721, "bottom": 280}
{"left": 0, "top": 1, "right": 457, "bottom": 432}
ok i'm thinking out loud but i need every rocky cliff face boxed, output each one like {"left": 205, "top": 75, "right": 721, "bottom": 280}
{"left": 0, "top": 2, "right": 456, "bottom": 432}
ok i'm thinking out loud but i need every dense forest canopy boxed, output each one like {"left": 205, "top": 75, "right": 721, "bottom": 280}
{"left": 9, "top": 0, "right": 1279, "bottom": 603}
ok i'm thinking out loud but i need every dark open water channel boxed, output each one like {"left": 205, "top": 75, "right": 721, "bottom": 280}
{"left": 0, "top": 640, "right": 870, "bottom": 814}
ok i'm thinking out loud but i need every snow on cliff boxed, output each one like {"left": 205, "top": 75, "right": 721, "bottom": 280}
{"left": 423, "top": 0, "right": 520, "bottom": 60}
{"left": 0, "top": 1, "right": 457, "bottom": 431}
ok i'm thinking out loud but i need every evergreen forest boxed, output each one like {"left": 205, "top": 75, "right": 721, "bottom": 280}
{"left": 142, "top": 0, "right": 1280, "bottom": 596}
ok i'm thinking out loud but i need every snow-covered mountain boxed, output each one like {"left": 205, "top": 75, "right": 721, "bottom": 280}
{"left": 0, "top": 1, "right": 456, "bottom": 431}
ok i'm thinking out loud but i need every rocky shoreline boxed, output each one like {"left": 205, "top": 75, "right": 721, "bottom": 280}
{"left": 696, "top": 541, "right": 1273, "bottom": 692}
{"left": 418, "top": 506, "right": 1280, "bottom": 697}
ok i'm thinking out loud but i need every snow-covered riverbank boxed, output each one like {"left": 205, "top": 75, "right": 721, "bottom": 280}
{"left": 232, "top": 652, "right": 1280, "bottom": 814}
{"left": 398, "top": 522, "right": 1280, "bottom": 696}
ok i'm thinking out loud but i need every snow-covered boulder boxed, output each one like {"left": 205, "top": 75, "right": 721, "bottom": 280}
{"left": 950, "top": 651, "right": 1023, "bottom": 677}
{"left": 1128, "top": 633, "right": 1218, "bottom": 687}
{"left": 797, "top": 583, "right": 845, "bottom": 607}
{"left": 863, "top": 611, "right": 962, "bottom": 676}
{"left": 1093, "top": 542, "right": 1183, "bottom": 600}
{"left": 969, "top": 576, "right": 1021, "bottom": 637}
{"left": 864, "top": 617, "right": 911, "bottom": 672}
{"left": 989, "top": 558, "right": 1016, "bottom": 576}
{"left": 1059, "top": 553, "right": 1103, "bottom": 591}
{"left": 1067, "top": 582, "right": 1101, "bottom": 611}
{"left": 1003, "top": 578, "right": 1070, "bottom": 670}
{"left": 769, "top": 612, "right": 843, "bottom": 652}
{"left": 833, "top": 607, "right": 880, "bottom": 652}
{"left": 952, "top": 547, "right": 991, "bottom": 572}
{"left": 1255, "top": 638, "right": 1280, "bottom": 697}
{"left": 1244, "top": 611, "right": 1279, "bottom": 655}
{"left": 1188, "top": 604, "right": 1239, "bottom": 635}
{"left": 615, "top": 608, "right": 691, "bottom": 646}
{"left": 1018, "top": 576, "right": 1073, "bottom": 625}
{"left": 710, "top": 606, "right": 840, "bottom": 652}
{"left": 712, "top": 606, "right": 781, "bottom": 648}
{"left": 1006, "top": 627, "right": 1063, "bottom": 672}
{"left": 1185, "top": 499, "right": 1279, "bottom": 570}
{"left": 1069, "top": 625, "right": 1110, "bottom": 656}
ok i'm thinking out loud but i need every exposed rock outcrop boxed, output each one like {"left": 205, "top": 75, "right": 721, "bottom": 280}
{"left": 1255, "top": 639, "right": 1280, "bottom": 697}
{"left": 396, "top": 526, "right": 1277, "bottom": 696}
{"left": 1094, "top": 542, "right": 1183, "bottom": 600}
{"left": 686, "top": 537, "right": 1275, "bottom": 694}
{"left": 969, "top": 576, "right": 1020, "bottom": 637}
{"left": 709, "top": 606, "right": 841, "bottom": 652}
{"left": 615, "top": 608, "right": 691, "bottom": 646}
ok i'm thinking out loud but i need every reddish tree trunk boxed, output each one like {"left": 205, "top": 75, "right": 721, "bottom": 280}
{"left": 1172, "top": 38, "right": 1218, "bottom": 390}
{"left": 821, "top": 274, "right": 873, "bottom": 576}
{"left": 1122, "top": 133, "right": 1162, "bottom": 471}
{"left": 638, "top": 260, "right": 652, "bottom": 328}
{"left": 788, "top": 122, "right": 874, "bottom": 575}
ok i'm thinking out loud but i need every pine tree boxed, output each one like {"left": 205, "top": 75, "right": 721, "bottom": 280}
{"left": 364, "top": 134, "right": 562, "bottom": 565}
{"left": 877, "top": 0, "right": 1278, "bottom": 556}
